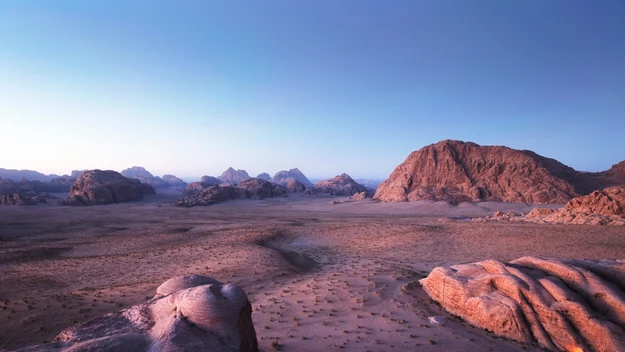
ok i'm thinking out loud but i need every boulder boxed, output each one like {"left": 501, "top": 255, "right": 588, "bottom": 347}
{"left": 314, "top": 173, "right": 372, "bottom": 196}
{"left": 15, "top": 275, "right": 259, "bottom": 352}
{"left": 62, "top": 170, "right": 147, "bottom": 206}
{"left": 420, "top": 256, "right": 625, "bottom": 352}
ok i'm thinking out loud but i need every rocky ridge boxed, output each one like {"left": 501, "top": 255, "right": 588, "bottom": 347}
{"left": 176, "top": 178, "right": 286, "bottom": 207}
{"left": 62, "top": 170, "right": 154, "bottom": 206}
{"left": 314, "top": 174, "right": 372, "bottom": 196}
{"left": 218, "top": 168, "right": 250, "bottom": 184}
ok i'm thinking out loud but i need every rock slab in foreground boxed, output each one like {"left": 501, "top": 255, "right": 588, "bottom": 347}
{"left": 420, "top": 256, "right": 625, "bottom": 352}
{"left": 16, "top": 275, "right": 259, "bottom": 352}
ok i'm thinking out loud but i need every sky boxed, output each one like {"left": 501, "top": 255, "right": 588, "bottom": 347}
{"left": 1, "top": 0, "right": 624, "bottom": 180}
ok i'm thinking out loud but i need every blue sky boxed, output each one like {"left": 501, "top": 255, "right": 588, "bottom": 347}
{"left": 1, "top": 1, "right": 624, "bottom": 179}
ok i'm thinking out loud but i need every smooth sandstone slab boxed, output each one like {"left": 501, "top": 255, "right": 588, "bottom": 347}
{"left": 420, "top": 256, "right": 625, "bottom": 352}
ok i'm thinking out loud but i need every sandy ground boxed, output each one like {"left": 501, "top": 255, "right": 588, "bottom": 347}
{"left": 1, "top": 193, "right": 624, "bottom": 351}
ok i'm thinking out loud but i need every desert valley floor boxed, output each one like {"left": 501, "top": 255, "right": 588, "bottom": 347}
{"left": 1, "top": 193, "right": 624, "bottom": 351}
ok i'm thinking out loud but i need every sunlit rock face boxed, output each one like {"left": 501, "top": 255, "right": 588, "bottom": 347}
{"left": 15, "top": 275, "right": 259, "bottom": 352}
{"left": 420, "top": 256, "right": 625, "bottom": 352}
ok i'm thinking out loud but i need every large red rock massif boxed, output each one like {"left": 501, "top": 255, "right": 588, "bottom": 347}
{"left": 15, "top": 275, "right": 259, "bottom": 352}
{"left": 62, "top": 170, "right": 154, "bottom": 205}
{"left": 375, "top": 140, "right": 624, "bottom": 204}
{"left": 420, "top": 256, "right": 625, "bottom": 352}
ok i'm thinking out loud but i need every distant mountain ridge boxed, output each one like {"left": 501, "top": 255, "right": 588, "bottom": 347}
{"left": 374, "top": 140, "right": 625, "bottom": 204}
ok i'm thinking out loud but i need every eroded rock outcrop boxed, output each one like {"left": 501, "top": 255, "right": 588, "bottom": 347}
{"left": 200, "top": 176, "right": 223, "bottom": 186}
{"left": 420, "top": 256, "right": 625, "bottom": 352}
{"left": 256, "top": 173, "right": 272, "bottom": 181}
{"left": 62, "top": 170, "right": 151, "bottom": 206}
{"left": 218, "top": 168, "right": 250, "bottom": 184}
{"left": 314, "top": 174, "right": 371, "bottom": 196}
{"left": 121, "top": 166, "right": 169, "bottom": 189}
{"left": 0, "top": 193, "right": 37, "bottom": 206}
{"left": 161, "top": 174, "right": 187, "bottom": 188}
{"left": 272, "top": 168, "right": 312, "bottom": 187}
{"left": 16, "top": 275, "right": 259, "bottom": 352}
{"left": 176, "top": 178, "right": 286, "bottom": 207}
{"left": 285, "top": 179, "right": 306, "bottom": 193}
{"left": 375, "top": 140, "right": 579, "bottom": 204}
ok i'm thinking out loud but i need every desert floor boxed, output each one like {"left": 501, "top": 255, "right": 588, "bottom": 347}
{"left": 1, "top": 193, "right": 624, "bottom": 351}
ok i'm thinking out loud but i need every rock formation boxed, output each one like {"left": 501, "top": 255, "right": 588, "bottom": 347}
{"left": 236, "top": 178, "right": 287, "bottom": 199}
{"left": 121, "top": 166, "right": 169, "bottom": 189}
{"left": 0, "top": 178, "right": 53, "bottom": 205}
{"left": 161, "top": 174, "right": 187, "bottom": 188}
{"left": 375, "top": 140, "right": 580, "bottom": 204}
{"left": 524, "top": 187, "right": 625, "bottom": 225}
{"left": 256, "top": 173, "right": 272, "bottom": 181}
{"left": 285, "top": 179, "right": 306, "bottom": 193}
{"left": 15, "top": 275, "right": 259, "bottom": 352}
{"left": 218, "top": 168, "right": 250, "bottom": 184}
{"left": 62, "top": 170, "right": 152, "bottom": 206}
{"left": 272, "top": 168, "right": 312, "bottom": 187}
{"left": 0, "top": 193, "right": 37, "bottom": 206}
{"left": 0, "top": 168, "right": 53, "bottom": 182}
{"left": 176, "top": 178, "right": 286, "bottom": 207}
{"left": 420, "top": 256, "right": 625, "bottom": 352}
{"left": 314, "top": 174, "right": 371, "bottom": 196}
{"left": 200, "top": 175, "right": 223, "bottom": 186}
{"left": 375, "top": 140, "right": 625, "bottom": 204}
{"left": 351, "top": 192, "right": 368, "bottom": 200}
{"left": 70, "top": 170, "right": 86, "bottom": 178}
{"left": 479, "top": 187, "right": 625, "bottom": 225}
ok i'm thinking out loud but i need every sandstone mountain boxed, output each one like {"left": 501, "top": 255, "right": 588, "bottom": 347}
{"left": 62, "top": 170, "right": 154, "bottom": 206}
{"left": 0, "top": 168, "right": 53, "bottom": 182}
{"left": 15, "top": 275, "right": 259, "bottom": 352}
{"left": 272, "top": 168, "right": 313, "bottom": 187}
{"left": 120, "top": 166, "right": 169, "bottom": 188}
{"left": 0, "top": 178, "right": 67, "bottom": 205}
{"left": 256, "top": 172, "right": 272, "bottom": 181}
{"left": 314, "top": 173, "right": 371, "bottom": 196}
{"left": 421, "top": 256, "right": 625, "bottom": 351}
{"left": 375, "top": 140, "right": 624, "bottom": 204}
{"left": 218, "top": 167, "right": 250, "bottom": 184}
{"left": 200, "top": 175, "right": 223, "bottom": 186}
{"left": 161, "top": 174, "right": 187, "bottom": 188}
{"left": 176, "top": 178, "right": 286, "bottom": 207}
{"left": 70, "top": 170, "right": 86, "bottom": 178}
{"left": 285, "top": 178, "right": 306, "bottom": 192}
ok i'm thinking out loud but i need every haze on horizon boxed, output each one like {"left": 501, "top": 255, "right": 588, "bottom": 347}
{"left": 1, "top": 1, "right": 624, "bottom": 180}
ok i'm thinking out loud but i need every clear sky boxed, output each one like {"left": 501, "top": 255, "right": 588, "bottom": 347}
{"left": 1, "top": 1, "right": 624, "bottom": 179}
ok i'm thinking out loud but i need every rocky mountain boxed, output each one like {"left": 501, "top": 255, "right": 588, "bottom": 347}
{"left": 0, "top": 168, "right": 53, "bottom": 182}
{"left": 161, "top": 174, "right": 187, "bottom": 188}
{"left": 62, "top": 170, "right": 154, "bottom": 205}
{"left": 120, "top": 166, "right": 169, "bottom": 188}
{"left": 272, "top": 168, "right": 312, "bottom": 187}
{"left": 15, "top": 275, "right": 259, "bottom": 352}
{"left": 285, "top": 178, "right": 306, "bottom": 192}
{"left": 354, "top": 179, "right": 382, "bottom": 190}
{"left": 256, "top": 172, "right": 272, "bottom": 181}
{"left": 218, "top": 167, "right": 250, "bottom": 184}
{"left": 421, "top": 256, "right": 625, "bottom": 351}
{"left": 314, "top": 173, "right": 371, "bottom": 196}
{"left": 176, "top": 178, "right": 286, "bottom": 207}
{"left": 200, "top": 175, "right": 223, "bottom": 186}
{"left": 375, "top": 140, "right": 624, "bottom": 204}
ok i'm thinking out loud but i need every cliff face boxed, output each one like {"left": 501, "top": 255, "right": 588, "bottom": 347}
{"left": 374, "top": 140, "right": 581, "bottom": 204}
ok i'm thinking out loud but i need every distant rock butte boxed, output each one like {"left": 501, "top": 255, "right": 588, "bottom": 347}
{"left": 200, "top": 175, "right": 223, "bottom": 186}
{"left": 120, "top": 166, "right": 175, "bottom": 189}
{"left": 272, "top": 168, "right": 313, "bottom": 187}
{"left": 218, "top": 167, "right": 250, "bottom": 184}
{"left": 375, "top": 140, "right": 592, "bottom": 204}
{"left": 62, "top": 170, "right": 154, "bottom": 206}
{"left": 16, "top": 275, "right": 259, "bottom": 352}
{"left": 256, "top": 172, "right": 272, "bottom": 181}
{"left": 161, "top": 174, "right": 187, "bottom": 188}
{"left": 420, "top": 256, "right": 625, "bottom": 351}
{"left": 314, "top": 173, "right": 371, "bottom": 196}
{"left": 176, "top": 178, "right": 286, "bottom": 207}
{"left": 285, "top": 178, "right": 306, "bottom": 193}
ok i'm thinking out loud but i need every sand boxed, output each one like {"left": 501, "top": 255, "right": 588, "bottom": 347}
{"left": 1, "top": 193, "right": 624, "bottom": 351}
